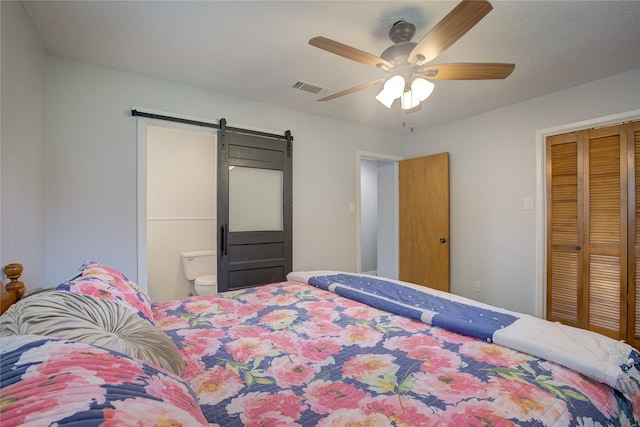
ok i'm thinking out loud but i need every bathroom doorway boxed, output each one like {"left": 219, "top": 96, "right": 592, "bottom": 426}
{"left": 357, "top": 152, "right": 401, "bottom": 279}
{"left": 144, "top": 124, "right": 217, "bottom": 301}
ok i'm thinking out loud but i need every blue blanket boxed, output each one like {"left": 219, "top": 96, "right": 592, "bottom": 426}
{"left": 292, "top": 271, "right": 639, "bottom": 394}
{"left": 309, "top": 274, "right": 518, "bottom": 342}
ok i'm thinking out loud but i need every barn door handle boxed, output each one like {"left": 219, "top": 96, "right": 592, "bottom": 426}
{"left": 220, "top": 224, "right": 228, "bottom": 257}
{"left": 440, "top": 238, "right": 447, "bottom": 244}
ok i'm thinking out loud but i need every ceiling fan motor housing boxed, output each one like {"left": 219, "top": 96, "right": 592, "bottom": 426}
{"left": 380, "top": 42, "right": 417, "bottom": 65}
{"left": 380, "top": 21, "right": 418, "bottom": 66}
{"left": 389, "top": 20, "right": 416, "bottom": 43}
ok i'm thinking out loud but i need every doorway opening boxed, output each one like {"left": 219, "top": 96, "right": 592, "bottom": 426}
{"left": 137, "top": 119, "right": 217, "bottom": 301}
{"left": 356, "top": 152, "right": 402, "bottom": 279}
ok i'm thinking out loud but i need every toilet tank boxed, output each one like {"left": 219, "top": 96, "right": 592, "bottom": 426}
{"left": 181, "top": 250, "right": 216, "bottom": 280}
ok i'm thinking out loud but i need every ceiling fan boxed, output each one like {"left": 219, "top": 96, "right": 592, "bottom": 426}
{"left": 308, "top": 0, "right": 515, "bottom": 113}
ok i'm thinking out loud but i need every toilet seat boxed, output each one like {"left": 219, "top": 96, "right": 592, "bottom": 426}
{"left": 195, "top": 275, "right": 216, "bottom": 286}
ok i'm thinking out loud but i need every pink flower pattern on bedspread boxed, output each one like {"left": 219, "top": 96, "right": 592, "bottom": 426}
{"left": 152, "top": 281, "right": 639, "bottom": 426}
{"left": 0, "top": 335, "right": 208, "bottom": 426}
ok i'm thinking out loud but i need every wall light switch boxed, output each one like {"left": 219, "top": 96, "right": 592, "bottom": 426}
{"left": 523, "top": 198, "right": 533, "bottom": 210}
{"left": 348, "top": 202, "right": 355, "bottom": 213}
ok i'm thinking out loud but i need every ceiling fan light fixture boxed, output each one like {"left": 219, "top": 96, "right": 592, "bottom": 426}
{"left": 411, "top": 78, "right": 435, "bottom": 101}
{"left": 400, "top": 77, "right": 435, "bottom": 111}
{"left": 308, "top": 0, "right": 515, "bottom": 111}
{"left": 376, "top": 75, "right": 405, "bottom": 108}
{"left": 400, "top": 89, "right": 420, "bottom": 110}
{"left": 376, "top": 90, "right": 396, "bottom": 108}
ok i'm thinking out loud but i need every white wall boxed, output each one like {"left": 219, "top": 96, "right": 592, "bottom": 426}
{"left": 44, "top": 57, "right": 402, "bottom": 287}
{"left": 0, "top": 1, "right": 47, "bottom": 289}
{"left": 404, "top": 68, "right": 640, "bottom": 315}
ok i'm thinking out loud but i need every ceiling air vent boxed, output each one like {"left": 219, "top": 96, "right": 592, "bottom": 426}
{"left": 292, "top": 81, "right": 326, "bottom": 95}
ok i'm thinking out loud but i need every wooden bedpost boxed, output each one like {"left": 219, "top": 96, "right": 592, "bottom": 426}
{"left": 1, "top": 263, "right": 25, "bottom": 315}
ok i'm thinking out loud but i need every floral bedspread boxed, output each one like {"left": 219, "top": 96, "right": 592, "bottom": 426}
{"left": 153, "top": 281, "right": 639, "bottom": 426}
{"left": 0, "top": 335, "right": 208, "bottom": 426}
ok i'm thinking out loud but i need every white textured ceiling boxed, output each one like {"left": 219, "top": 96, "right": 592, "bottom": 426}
{"left": 22, "top": 1, "right": 640, "bottom": 134}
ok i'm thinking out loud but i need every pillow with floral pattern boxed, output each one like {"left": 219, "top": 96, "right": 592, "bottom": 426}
{"left": 56, "top": 261, "right": 154, "bottom": 324}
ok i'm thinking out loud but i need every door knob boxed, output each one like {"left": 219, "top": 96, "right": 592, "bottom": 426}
{"left": 575, "top": 245, "right": 581, "bottom": 251}
{"left": 440, "top": 238, "right": 447, "bottom": 244}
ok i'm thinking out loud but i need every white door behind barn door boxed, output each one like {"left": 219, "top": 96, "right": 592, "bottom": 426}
{"left": 144, "top": 125, "right": 217, "bottom": 302}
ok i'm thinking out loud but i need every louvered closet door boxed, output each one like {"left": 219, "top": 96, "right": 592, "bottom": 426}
{"left": 629, "top": 121, "right": 640, "bottom": 349}
{"left": 584, "top": 125, "right": 626, "bottom": 340}
{"left": 547, "top": 133, "right": 582, "bottom": 327}
{"left": 547, "top": 122, "right": 633, "bottom": 342}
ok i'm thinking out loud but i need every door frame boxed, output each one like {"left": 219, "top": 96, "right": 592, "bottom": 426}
{"left": 534, "top": 109, "right": 640, "bottom": 318}
{"left": 135, "top": 112, "right": 219, "bottom": 293}
{"left": 355, "top": 151, "right": 403, "bottom": 276}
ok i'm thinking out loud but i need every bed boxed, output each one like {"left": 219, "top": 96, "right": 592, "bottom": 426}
{"left": 1, "top": 262, "right": 639, "bottom": 426}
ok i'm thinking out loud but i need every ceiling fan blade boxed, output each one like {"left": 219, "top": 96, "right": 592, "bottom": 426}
{"left": 420, "top": 63, "right": 515, "bottom": 80}
{"left": 408, "top": 0, "right": 493, "bottom": 66}
{"left": 318, "top": 79, "right": 386, "bottom": 102}
{"left": 309, "top": 37, "right": 393, "bottom": 69}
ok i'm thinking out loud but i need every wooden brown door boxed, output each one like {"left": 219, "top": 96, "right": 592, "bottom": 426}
{"left": 399, "top": 152, "right": 450, "bottom": 292}
{"left": 546, "top": 132, "right": 582, "bottom": 327}
{"left": 583, "top": 125, "right": 627, "bottom": 339}
{"left": 547, "top": 120, "right": 640, "bottom": 343}
{"left": 628, "top": 121, "right": 640, "bottom": 349}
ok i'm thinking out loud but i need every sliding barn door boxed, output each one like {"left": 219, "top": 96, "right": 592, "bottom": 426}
{"left": 217, "top": 125, "right": 292, "bottom": 292}
{"left": 399, "top": 152, "right": 450, "bottom": 292}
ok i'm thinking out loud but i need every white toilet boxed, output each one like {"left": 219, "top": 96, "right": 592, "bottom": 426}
{"left": 181, "top": 250, "right": 218, "bottom": 296}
